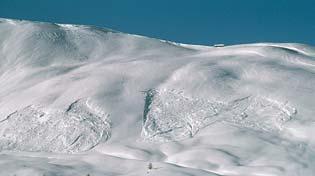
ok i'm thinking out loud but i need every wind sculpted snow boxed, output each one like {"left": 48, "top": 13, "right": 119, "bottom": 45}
{"left": 0, "top": 18, "right": 315, "bottom": 176}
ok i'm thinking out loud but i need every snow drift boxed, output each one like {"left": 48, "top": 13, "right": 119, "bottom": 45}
{"left": 0, "top": 18, "right": 315, "bottom": 176}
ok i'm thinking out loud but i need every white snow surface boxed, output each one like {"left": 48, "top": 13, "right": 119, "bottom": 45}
{"left": 0, "top": 18, "right": 315, "bottom": 176}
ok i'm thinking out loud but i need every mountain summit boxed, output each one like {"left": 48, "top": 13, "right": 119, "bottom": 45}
{"left": 1, "top": 18, "right": 315, "bottom": 176}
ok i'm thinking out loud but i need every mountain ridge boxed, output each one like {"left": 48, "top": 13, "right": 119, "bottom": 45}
{"left": 0, "top": 18, "right": 315, "bottom": 176}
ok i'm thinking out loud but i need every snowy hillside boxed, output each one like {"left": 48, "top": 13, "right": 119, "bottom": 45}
{"left": 1, "top": 18, "right": 315, "bottom": 176}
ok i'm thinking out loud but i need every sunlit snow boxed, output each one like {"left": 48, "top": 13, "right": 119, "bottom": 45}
{"left": 0, "top": 18, "right": 315, "bottom": 176}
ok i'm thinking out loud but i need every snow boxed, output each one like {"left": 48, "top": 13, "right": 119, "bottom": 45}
{"left": 0, "top": 98, "right": 110, "bottom": 153}
{"left": 0, "top": 18, "right": 315, "bottom": 176}
{"left": 142, "top": 89, "right": 296, "bottom": 142}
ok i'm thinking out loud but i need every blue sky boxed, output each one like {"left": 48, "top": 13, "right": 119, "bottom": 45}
{"left": 1, "top": 0, "right": 315, "bottom": 45}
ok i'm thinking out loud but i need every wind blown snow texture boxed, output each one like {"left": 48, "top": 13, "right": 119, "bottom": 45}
{"left": 0, "top": 18, "right": 315, "bottom": 176}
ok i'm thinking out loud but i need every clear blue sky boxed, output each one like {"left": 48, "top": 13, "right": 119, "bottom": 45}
{"left": 1, "top": 0, "right": 315, "bottom": 45}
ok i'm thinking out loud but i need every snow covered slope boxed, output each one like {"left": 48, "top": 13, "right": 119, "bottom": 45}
{"left": 0, "top": 18, "right": 315, "bottom": 176}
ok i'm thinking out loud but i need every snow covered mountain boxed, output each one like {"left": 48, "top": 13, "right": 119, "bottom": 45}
{"left": 1, "top": 18, "right": 315, "bottom": 176}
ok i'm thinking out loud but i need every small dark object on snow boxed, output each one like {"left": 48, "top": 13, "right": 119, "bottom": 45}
{"left": 148, "top": 162, "right": 153, "bottom": 170}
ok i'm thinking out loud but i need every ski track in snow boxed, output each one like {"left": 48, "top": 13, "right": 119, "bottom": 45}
{"left": 0, "top": 18, "right": 315, "bottom": 176}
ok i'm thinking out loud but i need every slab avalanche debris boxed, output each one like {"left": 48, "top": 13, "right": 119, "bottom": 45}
{"left": 142, "top": 89, "right": 297, "bottom": 141}
{"left": 0, "top": 18, "right": 315, "bottom": 176}
{"left": 0, "top": 99, "right": 110, "bottom": 153}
